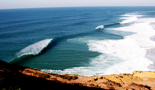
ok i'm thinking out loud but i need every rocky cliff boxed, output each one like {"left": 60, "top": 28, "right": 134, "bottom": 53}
{"left": 0, "top": 60, "right": 155, "bottom": 90}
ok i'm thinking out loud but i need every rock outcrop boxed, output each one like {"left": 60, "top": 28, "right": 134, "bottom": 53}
{"left": 0, "top": 60, "right": 155, "bottom": 90}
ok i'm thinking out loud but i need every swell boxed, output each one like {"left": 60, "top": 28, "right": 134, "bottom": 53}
{"left": 104, "top": 22, "right": 120, "bottom": 27}
{"left": 0, "top": 18, "right": 58, "bottom": 32}
{"left": 0, "top": 19, "right": 37, "bottom": 25}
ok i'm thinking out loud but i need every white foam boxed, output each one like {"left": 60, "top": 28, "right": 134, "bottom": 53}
{"left": 41, "top": 54, "right": 122, "bottom": 76}
{"left": 87, "top": 37, "right": 153, "bottom": 74}
{"left": 137, "top": 18, "right": 155, "bottom": 24}
{"left": 42, "top": 67, "right": 96, "bottom": 76}
{"left": 121, "top": 14, "right": 143, "bottom": 17}
{"left": 88, "top": 37, "right": 145, "bottom": 60}
{"left": 119, "top": 16, "right": 138, "bottom": 24}
{"left": 104, "top": 57, "right": 153, "bottom": 75}
{"left": 111, "top": 23, "right": 155, "bottom": 49}
{"left": 16, "top": 39, "right": 52, "bottom": 57}
{"left": 95, "top": 25, "right": 104, "bottom": 30}
{"left": 87, "top": 15, "right": 155, "bottom": 75}
{"left": 119, "top": 13, "right": 144, "bottom": 24}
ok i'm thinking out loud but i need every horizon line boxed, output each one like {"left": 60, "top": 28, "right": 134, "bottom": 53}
{"left": 0, "top": 6, "right": 155, "bottom": 10}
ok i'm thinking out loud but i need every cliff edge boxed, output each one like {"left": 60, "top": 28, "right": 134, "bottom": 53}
{"left": 0, "top": 60, "right": 155, "bottom": 90}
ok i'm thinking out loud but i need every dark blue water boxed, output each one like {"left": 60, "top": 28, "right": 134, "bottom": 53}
{"left": 1, "top": 7, "right": 155, "bottom": 76}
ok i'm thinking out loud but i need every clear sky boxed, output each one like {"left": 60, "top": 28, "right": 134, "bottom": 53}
{"left": 0, "top": 0, "right": 155, "bottom": 9}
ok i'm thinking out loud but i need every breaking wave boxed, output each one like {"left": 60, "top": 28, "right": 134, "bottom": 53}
{"left": 16, "top": 39, "right": 53, "bottom": 57}
{"left": 119, "top": 16, "right": 138, "bottom": 24}
{"left": 95, "top": 25, "right": 104, "bottom": 30}
{"left": 10, "top": 39, "right": 53, "bottom": 63}
{"left": 100, "top": 14, "right": 140, "bottom": 29}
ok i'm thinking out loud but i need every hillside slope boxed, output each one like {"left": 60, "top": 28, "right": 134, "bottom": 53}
{"left": 0, "top": 60, "right": 155, "bottom": 90}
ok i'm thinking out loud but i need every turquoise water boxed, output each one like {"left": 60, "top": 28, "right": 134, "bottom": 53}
{"left": 0, "top": 7, "right": 155, "bottom": 76}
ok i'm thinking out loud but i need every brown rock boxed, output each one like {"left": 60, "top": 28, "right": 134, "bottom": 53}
{"left": 1, "top": 60, "right": 155, "bottom": 90}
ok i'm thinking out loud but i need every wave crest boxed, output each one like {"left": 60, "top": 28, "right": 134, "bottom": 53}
{"left": 16, "top": 39, "right": 53, "bottom": 58}
{"left": 95, "top": 25, "right": 104, "bottom": 30}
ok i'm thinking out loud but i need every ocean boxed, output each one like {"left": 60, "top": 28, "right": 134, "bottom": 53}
{"left": 0, "top": 7, "right": 155, "bottom": 76}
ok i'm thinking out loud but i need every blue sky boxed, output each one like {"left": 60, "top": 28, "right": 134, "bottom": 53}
{"left": 0, "top": 0, "right": 155, "bottom": 9}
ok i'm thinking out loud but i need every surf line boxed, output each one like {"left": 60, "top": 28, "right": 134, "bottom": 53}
{"left": 95, "top": 15, "right": 139, "bottom": 30}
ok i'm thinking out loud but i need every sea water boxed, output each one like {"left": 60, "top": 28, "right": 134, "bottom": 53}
{"left": 0, "top": 7, "right": 155, "bottom": 76}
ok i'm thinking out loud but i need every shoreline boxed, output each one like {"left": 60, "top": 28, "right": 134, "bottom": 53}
{"left": 1, "top": 60, "right": 155, "bottom": 90}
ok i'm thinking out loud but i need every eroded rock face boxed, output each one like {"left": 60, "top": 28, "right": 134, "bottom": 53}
{"left": 0, "top": 60, "right": 155, "bottom": 90}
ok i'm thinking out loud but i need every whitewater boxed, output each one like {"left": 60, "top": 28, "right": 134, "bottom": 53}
{"left": 89, "top": 14, "right": 155, "bottom": 75}
{"left": 42, "top": 13, "right": 155, "bottom": 76}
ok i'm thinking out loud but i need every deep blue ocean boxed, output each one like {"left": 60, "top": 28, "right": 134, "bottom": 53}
{"left": 1, "top": 7, "right": 155, "bottom": 76}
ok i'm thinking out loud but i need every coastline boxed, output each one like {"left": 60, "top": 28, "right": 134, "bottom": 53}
{"left": 0, "top": 60, "right": 155, "bottom": 90}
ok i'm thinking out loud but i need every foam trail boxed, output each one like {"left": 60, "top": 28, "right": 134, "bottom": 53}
{"left": 119, "top": 16, "right": 137, "bottom": 24}
{"left": 121, "top": 14, "right": 143, "bottom": 17}
{"left": 88, "top": 37, "right": 153, "bottom": 74}
{"left": 16, "top": 39, "right": 53, "bottom": 57}
{"left": 95, "top": 25, "right": 104, "bottom": 30}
